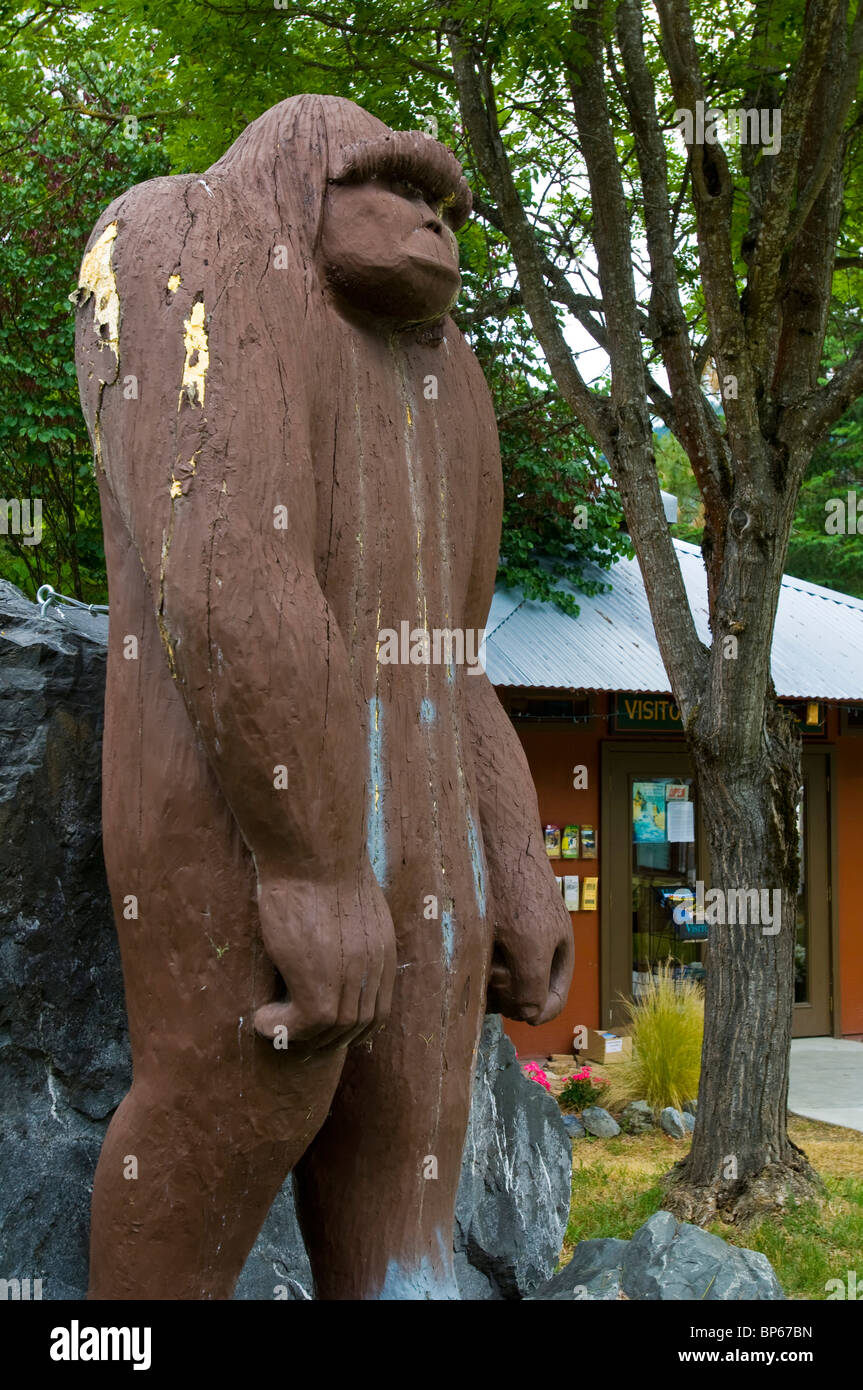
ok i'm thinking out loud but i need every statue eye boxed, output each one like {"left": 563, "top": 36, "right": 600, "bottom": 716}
{"left": 390, "top": 178, "right": 425, "bottom": 201}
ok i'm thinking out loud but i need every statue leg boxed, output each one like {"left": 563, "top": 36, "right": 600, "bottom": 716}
{"left": 90, "top": 561, "right": 347, "bottom": 1301}
{"left": 293, "top": 912, "right": 490, "bottom": 1300}
{"left": 87, "top": 1044, "right": 344, "bottom": 1300}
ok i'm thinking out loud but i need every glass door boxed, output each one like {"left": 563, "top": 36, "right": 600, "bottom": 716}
{"left": 631, "top": 775, "right": 705, "bottom": 1000}
{"left": 603, "top": 748, "right": 703, "bottom": 1029}
{"left": 793, "top": 752, "right": 832, "bottom": 1035}
{"left": 602, "top": 744, "right": 833, "bottom": 1035}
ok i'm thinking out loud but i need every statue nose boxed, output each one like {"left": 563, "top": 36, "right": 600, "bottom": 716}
{"left": 422, "top": 212, "right": 443, "bottom": 235}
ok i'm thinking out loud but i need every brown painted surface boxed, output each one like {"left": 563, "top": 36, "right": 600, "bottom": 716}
{"left": 75, "top": 95, "right": 572, "bottom": 1300}
{"left": 503, "top": 712, "right": 602, "bottom": 1057}
{"left": 836, "top": 727, "right": 863, "bottom": 1036}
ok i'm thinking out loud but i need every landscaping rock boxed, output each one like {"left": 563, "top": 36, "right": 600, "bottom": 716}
{"left": 0, "top": 582, "right": 119, "bottom": 1301}
{"left": 682, "top": 1110, "right": 696, "bottom": 1132}
{"left": 562, "top": 1113, "right": 586, "bottom": 1139}
{"left": 683, "top": 1098, "right": 698, "bottom": 1116}
{"left": 660, "top": 1106, "right": 687, "bottom": 1139}
{"left": 620, "top": 1100, "right": 654, "bottom": 1134}
{"left": 527, "top": 1237, "right": 628, "bottom": 1301}
{"left": 455, "top": 1015, "right": 573, "bottom": 1299}
{"left": 531, "top": 1210, "right": 785, "bottom": 1301}
{"left": 624, "top": 1211, "right": 784, "bottom": 1301}
{"left": 0, "top": 581, "right": 572, "bottom": 1301}
{"left": 581, "top": 1106, "right": 621, "bottom": 1138}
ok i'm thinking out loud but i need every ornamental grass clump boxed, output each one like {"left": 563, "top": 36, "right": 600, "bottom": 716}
{"left": 607, "top": 964, "right": 703, "bottom": 1113}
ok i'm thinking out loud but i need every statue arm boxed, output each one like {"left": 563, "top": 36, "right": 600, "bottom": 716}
{"left": 462, "top": 370, "right": 574, "bottom": 1023}
{"left": 74, "top": 182, "right": 396, "bottom": 1048}
{"left": 153, "top": 451, "right": 396, "bottom": 1045}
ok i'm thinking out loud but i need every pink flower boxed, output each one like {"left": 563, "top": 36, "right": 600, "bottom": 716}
{"left": 522, "top": 1061, "right": 551, "bottom": 1091}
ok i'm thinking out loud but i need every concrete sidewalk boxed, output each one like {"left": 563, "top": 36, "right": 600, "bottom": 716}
{"left": 788, "top": 1038, "right": 863, "bottom": 1132}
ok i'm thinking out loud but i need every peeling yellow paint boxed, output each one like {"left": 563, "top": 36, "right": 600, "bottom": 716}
{"left": 179, "top": 299, "right": 209, "bottom": 408}
{"left": 76, "top": 222, "right": 120, "bottom": 359}
{"left": 406, "top": 404, "right": 413, "bottom": 428}
{"left": 167, "top": 273, "right": 182, "bottom": 294}
{"left": 157, "top": 524, "right": 178, "bottom": 679}
{"left": 169, "top": 456, "right": 197, "bottom": 497}
{"left": 91, "top": 414, "right": 103, "bottom": 476}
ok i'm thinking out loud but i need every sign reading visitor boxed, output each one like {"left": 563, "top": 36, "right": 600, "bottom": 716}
{"left": 614, "top": 694, "right": 683, "bottom": 732}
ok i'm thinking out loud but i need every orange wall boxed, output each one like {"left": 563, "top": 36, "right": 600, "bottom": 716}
{"left": 836, "top": 726, "right": 863, "bottom": 1036}
{"left": 504, "top": 706, "right": 604, "bottom": 1057}
{"left": 502, "top": 697, "right": 863, "bottom": 1054}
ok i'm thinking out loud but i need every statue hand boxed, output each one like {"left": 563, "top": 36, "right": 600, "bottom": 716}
{"left": 486, "top": 864, "right": 574, "bottom": 1026}
{"left": 253, "top": 871, "right": 397, "bottom": 1049}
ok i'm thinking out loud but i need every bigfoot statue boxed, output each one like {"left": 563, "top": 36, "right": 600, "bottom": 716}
{"left": 74, "top": 95, "right": 574, "bottom": 1300}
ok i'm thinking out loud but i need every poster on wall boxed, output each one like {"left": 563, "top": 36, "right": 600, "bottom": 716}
{"left": 632, "top": 782, "right": 667, "bottom": 842}
{"left": 667, "top": 799, "right": 695, "bottom": 842}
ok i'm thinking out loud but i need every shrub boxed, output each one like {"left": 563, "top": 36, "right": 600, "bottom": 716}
{"left": 604, "top": 963, "right": 703, "bottom": 1112}
{"left": 558, "top": 1064, "right": 607, "bottom": 1112}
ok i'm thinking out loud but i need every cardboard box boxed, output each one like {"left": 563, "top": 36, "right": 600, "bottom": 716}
{"left": 583, "top": 1028, "right": 633, "bottom": 1065}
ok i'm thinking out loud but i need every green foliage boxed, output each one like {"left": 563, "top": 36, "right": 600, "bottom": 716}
{"left": 786, "top": 323, "right": 863, "bottom": 599}
{"left": 0, "top": 20, "right": 172, "bottom": 599}
{"left": 3, "top": 0, "right": 858, "bottom": 609}
{"left": 558, "top": 1063, "right": 608, "bottom": 1112}
{"left": 655, "top": 428, "right": 705, "bottom": 546}
{"left": 0, "top": 0, "right": 627, "bottom": 610}
{"left": 610, "top": 965, "right": 704, "bottom": 1113}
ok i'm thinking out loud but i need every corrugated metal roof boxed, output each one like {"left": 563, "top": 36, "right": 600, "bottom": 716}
{"left": 485, "top": 540, "right": 863, "bottom": 700}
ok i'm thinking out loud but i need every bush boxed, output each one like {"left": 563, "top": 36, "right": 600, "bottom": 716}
{"left": 558, "top": 1064, "right": 607, "bottom": 1112}
{"left": 604, "top": 964, "right": 703, "bottom": 1112}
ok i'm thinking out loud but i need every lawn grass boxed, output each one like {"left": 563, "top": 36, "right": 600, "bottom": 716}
{"left": 562, "top": 1116, "right": 863, "bottom": 1299}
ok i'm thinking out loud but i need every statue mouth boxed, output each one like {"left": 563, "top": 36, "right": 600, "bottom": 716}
{"left": 409, "top": 249, "right": 460, "bottom": 282}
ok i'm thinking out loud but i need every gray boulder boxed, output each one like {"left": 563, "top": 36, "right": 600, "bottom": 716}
{"left": 0, "top": 581, "right": 121, "bottom": 1300}
{"left": 582, "top": 1105, "right": 621, "bottom": 1138}
{"left": 528, "top": 1237, "right": 627, "bottom": 1301}
{"left": 660, "top": 1106, "right": 687, "bottom": 1138}
{"left": 682, "top": 1110, "right": 696, "bottom": 1132}
{"left": 683, "top": 1098, "right": 698, "bottom": 1116}
{"left": 562, "top": 1113, "right": 586, "bottom": 1139}
{"left": 620, "top": 1100, "right": 654, "bottom": 1134}
{"left": 532, "top": 1210, "right": 784, "bottom": 1301}
{"left": 454, "top": 1016, "right": 573, "bottom": 1299}
{"left": 0, "top": 581, "right": 571, "bottom": 1301}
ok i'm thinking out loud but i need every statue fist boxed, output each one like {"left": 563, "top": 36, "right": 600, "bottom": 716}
{"left": 486, "top": 870, "right": 574, "bottom": 1026}
{"left": 253, "top": 872, "right": 397, "bottom": 1049}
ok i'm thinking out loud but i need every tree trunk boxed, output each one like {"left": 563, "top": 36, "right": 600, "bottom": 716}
{"left": 663, "top": 700, "right": 822, "bottom": 1224}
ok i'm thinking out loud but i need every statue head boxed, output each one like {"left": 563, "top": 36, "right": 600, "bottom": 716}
{"left": 320, "top": 130, "right": 470, "bottom": 323}
{"left": 211, "top": 95, "right": 472, "bottom": 330}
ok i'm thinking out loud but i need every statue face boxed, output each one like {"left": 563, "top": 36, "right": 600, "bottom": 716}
{"left": 319, "top": 176, "right": 461, "bottom": 323}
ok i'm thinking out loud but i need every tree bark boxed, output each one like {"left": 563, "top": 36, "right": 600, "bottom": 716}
{"left": 438, "top": 0, "right": 861, "bottom": 1222}
{"left": 664, "top": 701, "right": 821, "bottom": 1224}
